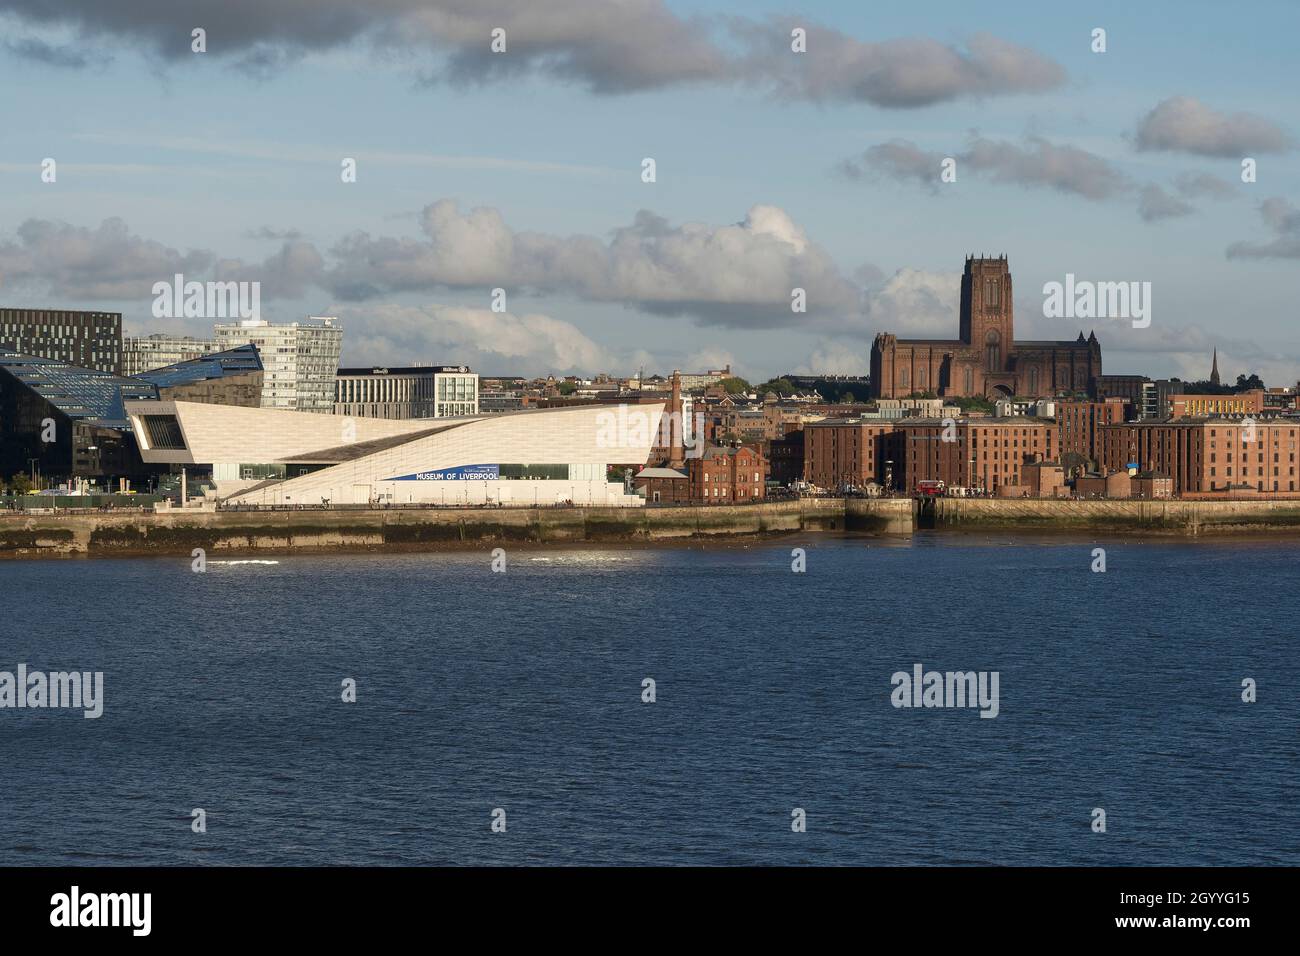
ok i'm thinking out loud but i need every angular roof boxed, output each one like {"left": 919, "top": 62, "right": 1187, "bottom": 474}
{"left": 0, "top": 348, "right": 156, "bottom": 428}
{"left": 136, "top": 343, "right": 262, "bottom": 389}
{"left": 286, "top": 422, "right": 469, "bottom": 463}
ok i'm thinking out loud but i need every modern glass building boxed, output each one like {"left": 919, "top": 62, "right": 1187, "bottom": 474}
{"left": 0, "top": 349, "right": 158, "bottom": 482}
{"left": 214, "top": 316, "right": 342, "bottom": 413}
{"left": 121, "top": 333, "right": 220, "bottom": 376}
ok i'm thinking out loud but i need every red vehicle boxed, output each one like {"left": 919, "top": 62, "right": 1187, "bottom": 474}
{"left": 916, "top": 479, "right": 946, "bottom": 497}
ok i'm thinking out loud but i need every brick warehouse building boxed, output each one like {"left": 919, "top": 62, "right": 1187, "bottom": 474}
{"left": 1057, "top": 398, "right": 1128, "bottom": 471}
{"left": 871, "top": 256, "right": 1101, "bottom": 400}
{"left": 1101, "top": 419, "right": 1300, "bottom": 495}
{"left": 804, "top": 417, "right": 1060, "bottom": 493}
{"left": 804, "top": 419, "right": 903, "bottom": 491}
{"left": 903, "top": 418, "right": 1059, "bottom": 493}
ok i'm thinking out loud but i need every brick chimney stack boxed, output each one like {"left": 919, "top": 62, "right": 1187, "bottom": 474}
{"left": 668, "top": 369, "right": 685, "bottom": 469}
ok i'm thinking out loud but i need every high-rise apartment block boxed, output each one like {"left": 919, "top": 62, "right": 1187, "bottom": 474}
{"left": 214, "top": 316, "right": 342, "bottom": 413}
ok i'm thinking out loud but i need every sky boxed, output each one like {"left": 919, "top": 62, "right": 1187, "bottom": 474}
{"left": 0, "top": 0, "right": 1297, "bottom": 384}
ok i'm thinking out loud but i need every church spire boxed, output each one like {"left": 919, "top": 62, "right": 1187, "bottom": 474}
{"left": 1210, "top": 348, "right": 1221, "bottom": 386}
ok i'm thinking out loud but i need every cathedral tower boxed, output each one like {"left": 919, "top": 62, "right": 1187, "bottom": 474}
{"left": 959, "top": 255, "right": 1014, "bottom": 374}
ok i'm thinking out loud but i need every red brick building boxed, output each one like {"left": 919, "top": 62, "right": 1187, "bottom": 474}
{"left": 689, "top": 444, "right": 768, "bottom": 503}
{"left": 1057, "top": 398, "right": 1127, "bottom": 470}
{"left": 871, "top": 256, "right": 1101, "bottom": 400}
{"left": 1101, "top": 418, "right": 1300, "bottom": 495}
{"left": 634, "top": 466, "right": 690, "bottom": 504}
{"left": 901, "top": 418, "right": 1059, "bottom": 493}
{"left": 803, "top": 420, "right": 902, "bottom": 491}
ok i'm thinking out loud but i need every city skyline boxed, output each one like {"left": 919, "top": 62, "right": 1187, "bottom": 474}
{"left": 1, "top": 2, "right": 1297, "bottom": 383}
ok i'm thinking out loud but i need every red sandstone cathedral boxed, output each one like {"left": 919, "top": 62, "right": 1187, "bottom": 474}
{"left": 870, "top": 255, "right": 1101, "bottom": 400}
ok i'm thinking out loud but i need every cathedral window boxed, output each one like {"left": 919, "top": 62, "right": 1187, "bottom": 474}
{"left": 985, "top": 330, "right": 1001, "bottom": 372}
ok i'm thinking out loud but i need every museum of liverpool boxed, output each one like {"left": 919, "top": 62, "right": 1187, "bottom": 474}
{"left": 123, "top": 399, "right": 665, "bottom": 507}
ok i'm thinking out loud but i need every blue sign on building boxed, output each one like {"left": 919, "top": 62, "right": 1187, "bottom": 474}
{"left": 385, "top": 464, "right": 500, "bottom": 481}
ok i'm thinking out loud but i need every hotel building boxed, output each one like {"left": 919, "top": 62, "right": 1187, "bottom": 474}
{"left": 334, "top": 365, "right": 479, "bottom": 420}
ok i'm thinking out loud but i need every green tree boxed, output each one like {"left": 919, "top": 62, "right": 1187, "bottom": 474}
{"left": 557, "top": 381, "right": 578, "bottom": 395}
{"left": 840, "top": 391, "right": 856, "bottom": 404}
{"left": 951, "top": 395, "right": 996, "bottom": 413}
{"left": 9, "top": 473, "right": 33, "bottom": 495}
{"left": 721, "top": 377, "right": 751, "bottom": 394}
{"left": 756, "top": 377, "right": 797, "bottom": 396}
{"left": 1235, "top": 373, "right": 1265, "bottom": 391}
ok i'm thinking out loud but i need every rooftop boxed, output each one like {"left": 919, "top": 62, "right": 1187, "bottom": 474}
{"left": 135, "top": 344, "right": 263, "bottom": 389}
{"left": 0, "top": 349, "right": 156, "bottom": 428}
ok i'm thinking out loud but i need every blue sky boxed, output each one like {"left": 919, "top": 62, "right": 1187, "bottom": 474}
{"left": 1, "top": 0, "right": 1297, "bottom": 383}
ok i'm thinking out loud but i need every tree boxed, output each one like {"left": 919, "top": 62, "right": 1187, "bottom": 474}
{"left": 756, "top": 377, "right": 797, "bottom": 397}
{"left": 8, "top": 473, "right": 33, "bottom": 495}
{"left": 840, "top": 391, "right": 856, "bottom": 404}
{"left": 557, "top": 381, "right": 578, "bottom": 395}
{"left": 1235, "top": 373, "right": 1265, "bottom": 392}
{"left": 951, "top": 395, "right": 996, "bottom": 413}
{"left": 721, "top": 377, "right": 751, "bottom": 394}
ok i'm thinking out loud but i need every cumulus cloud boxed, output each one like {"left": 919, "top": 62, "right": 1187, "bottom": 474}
{"left": 1135, "top": 96, "right": 1291, "bottom": 157}
{"left": 326, "top": 200, "right": 861, "bottom": 329}
{"left": 333, "top": 303, "right": 621, "bottom": 376}
{"left": 962, "top": 136, "right": 1130, "bottom": 200}
{"left": 1226, "top": 197, "right": 1300, "bottom": 259}
{"left": 684, "top": 347, "right": 739, "bottom": 375}
{"left": 860, "top": 268, "right": 959, "bottom": 337}
{"left": 0, "top": 1, "right": 1065, "bottom": 106}
{"left": 843, "top": 135, "right": 1130, "bottom": 201}
{"left": 0, "top": 216, "right": 327, "bottom": 303}
{"left": 1137, "top": 184, "right": 1194, "bottom": 222}
{"left": 839, "top": 140, "right": 942, "bottom": 189}
{"left": 1, "top": 202, "right": 864, "bottom": 332}
{"left": 792, "top": 340, "right": 871, "bottom": 375}
{"left": 0, "top": 217, "right": 214, "bottom": 300}
{"left": 215, "top": 240, "right": 325, "bottom": 299}
{"left": 739, "top": 23, "right": 1064, "bottom": 107}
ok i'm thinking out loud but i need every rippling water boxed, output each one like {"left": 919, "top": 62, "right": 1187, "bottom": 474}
{"left": 1, "top": 534, "right": 1296, "bottom": 865}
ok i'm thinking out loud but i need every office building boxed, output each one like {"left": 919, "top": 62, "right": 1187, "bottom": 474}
{"left": 214, "top": 316, "right": 342, "bottom": 413}
{"left": 334, "top": 365, "right": 479, "bottom": 419}
{"left": 0, "top": 308, "right": 122, "bottom": 374}
{"left": 121, "top": 334, "right": 219, "bottom": 376}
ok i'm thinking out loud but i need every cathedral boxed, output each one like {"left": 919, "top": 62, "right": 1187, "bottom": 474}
{"left": 870, "top": 255, "right": 1102, "bottom": 400}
